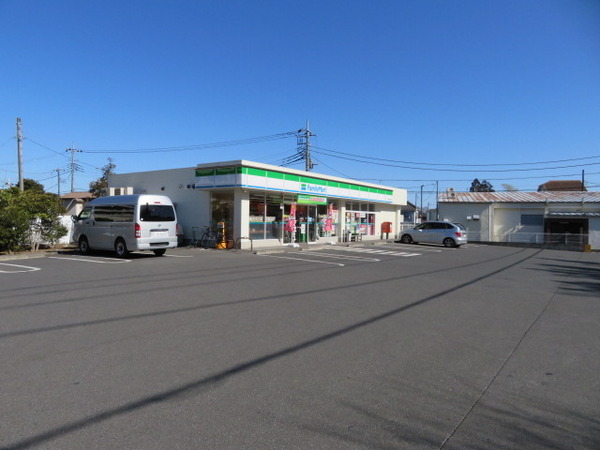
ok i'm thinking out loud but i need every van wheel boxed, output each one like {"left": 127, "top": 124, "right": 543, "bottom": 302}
{"left": 153, "top": 249, "right": 166, "bottom": 256}
{"left": 79, "top": 237, "right": 90, "bottom": 255}
{"left": 114, "top": 239, "right": 129, "bottom": 258}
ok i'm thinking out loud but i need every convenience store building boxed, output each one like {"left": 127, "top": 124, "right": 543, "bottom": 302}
{"left": 109, "top": 160, "right": 407, "bottom": 249}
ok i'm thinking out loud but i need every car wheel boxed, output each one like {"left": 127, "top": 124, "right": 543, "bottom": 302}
{"left": 153, "top": 249, "right": 166, "bottom": 256}
{"left": 443, "top": 237, "right": 456, "bottom": 248}
{"left": 79, "top": 236, "right": 90, "bottom": 255}
{"left": 400, "top": 234, "right": 414, "bottom": 244}
{"left": 114, "top": 239, "right": 129, "bottom": 258}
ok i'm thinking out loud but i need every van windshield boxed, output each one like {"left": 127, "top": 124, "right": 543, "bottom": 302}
{"left": 140, "top": 204, "right": 176, "bottom": 222}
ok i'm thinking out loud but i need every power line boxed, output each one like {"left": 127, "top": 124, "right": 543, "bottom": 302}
{"left": 26, "top": 138, "right": 106, "bottom": 172}
{"left": 311, "top": 155, "right": 354, "bottom": 179}
{"left": 25, "top": 138, "right": 67, "bottom": 158}
{"left": 353, "top": 170, "right": 600, "bottom": 183}
{"left": 312, "top": 145, "right": 600, "bottom": 169}
{"left": 82, "top": 132, "right": 297, "bottom": 154}
{"left": 312, "top": 146, "right": 600, "bottom": 173}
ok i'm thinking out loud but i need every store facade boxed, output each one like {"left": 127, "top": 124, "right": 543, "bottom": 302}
{"left": 109, "top": 160, "right": 407, "bottom": 249}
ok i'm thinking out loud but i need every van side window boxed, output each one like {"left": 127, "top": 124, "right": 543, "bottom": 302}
{"left": 94, "top": 205, "right": 114, "bottom": 222}
{"left": 112, "top": 205, "right": 134, "bottom": 223}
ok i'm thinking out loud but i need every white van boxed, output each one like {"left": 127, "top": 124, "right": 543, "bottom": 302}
{"left": 72, "top": 194, "right": 178, "bottom": 257}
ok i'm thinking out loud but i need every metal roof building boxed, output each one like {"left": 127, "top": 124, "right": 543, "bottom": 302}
{"left": 438, "top": 190, "right": 600, "bottom": 250}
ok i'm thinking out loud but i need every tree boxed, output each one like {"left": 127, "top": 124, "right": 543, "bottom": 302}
{"left": 469, "top": 178, "right": 495, "bottom": 192}
{"left": 0, "top": 187, "right": 67, "bottom": 253}
{"left": 501, "top": 183, "right": 518, "bottom": 192}
{"left": 89, "top": 158, "right": 116, "bottom": 197}
{"left": 23, "top": 178, "right": 45, "bottom": 192}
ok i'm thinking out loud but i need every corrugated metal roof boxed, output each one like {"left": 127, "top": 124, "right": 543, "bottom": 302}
{"left": 547, "top": 212, "right": 600, "bottom": 217}
{"left": 439, "top": 191, "right": 600, "bottom": 203}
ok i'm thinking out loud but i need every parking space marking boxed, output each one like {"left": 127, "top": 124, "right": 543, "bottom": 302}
{"left": 48, "top": 256, "right": 131, "bottom": 264}
{"left": 308, "top": 252, "right": 380, "bottom": 262}
{"left": 258, "top": 254, "right": 345, "bottom": 267}
{"left": 387, "top": 245, "right": 443, "bottom": 253}
{"left": 329, "top": 247, "right": 422, "bottom": 257}
{"left": 0, "top": 262, "right": 42, "bottom": 273}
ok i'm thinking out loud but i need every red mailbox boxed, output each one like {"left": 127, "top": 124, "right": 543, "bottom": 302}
{"left": 381, "top": 222, "right": 392, "bottom": 233}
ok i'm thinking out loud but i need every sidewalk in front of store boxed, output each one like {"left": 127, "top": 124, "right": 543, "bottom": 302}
{"left": 251, "top": 238, "right": 398, "bottom": 255}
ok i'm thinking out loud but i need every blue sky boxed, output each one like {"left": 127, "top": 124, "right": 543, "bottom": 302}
{"left": 1, "top": 0, "right": 599, "bottom": 207}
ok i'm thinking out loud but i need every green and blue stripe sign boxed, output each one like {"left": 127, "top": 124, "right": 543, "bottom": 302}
{"left": 195, "top": 166, "right": 393, "bottom": 203}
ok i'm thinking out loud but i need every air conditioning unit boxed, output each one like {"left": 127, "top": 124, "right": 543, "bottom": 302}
{"left": 109, "top": 186, "right": 134, "bottom": 196}
{"left": 447, "top": 188, "right": 456, "bottom": 198}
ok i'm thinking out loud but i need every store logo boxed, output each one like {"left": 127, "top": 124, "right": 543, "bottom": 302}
{"left": 301, "top": 183, "right": 327, "bottom": 194}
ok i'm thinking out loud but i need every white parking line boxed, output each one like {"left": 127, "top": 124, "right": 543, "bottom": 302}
{"left": 330, "top": 247, "right": 422, "bottom": 257}
{"left": 48, "top": 256, "right": 131, "bottom": 264}
{"left": 0, "top": 262, "right": 42, "bottom": 273}
{"left": 259, "top": 254, "right": 345, "bottom": 267}
{"left": 309, "top": 252, "right": 380, "bottom": 262}
{"left": 392, "top": 245, "right": 443, "bottom": 253}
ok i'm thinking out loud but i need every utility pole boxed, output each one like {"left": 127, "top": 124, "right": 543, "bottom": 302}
{"left": 55, "top": 168, "right": 63, "bottom": 196}
{"left": 66, "top": 146, "right": 82, "bottom": 192}
{"left": 16, "top": 118, "right": 24, "bottom": 191}
{"left": 420, "top": 185, "right": 424, "bottom": 222}
{"left": 296, "top": 121, "right": 316, "bottom": 171}
{"left": 436, "top": 181, "right": 439, "bottom": 220}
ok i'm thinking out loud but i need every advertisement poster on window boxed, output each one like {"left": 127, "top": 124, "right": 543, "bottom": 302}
{"left": 324, "top": 203, "right": 334, "bottom": 232}
{"left": 285, "top": 203, "right": 297, "bottom": 234}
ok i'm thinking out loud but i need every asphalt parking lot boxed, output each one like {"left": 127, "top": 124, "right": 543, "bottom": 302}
{"left": 1, "top": 244, "right": 599, "bottom": 449}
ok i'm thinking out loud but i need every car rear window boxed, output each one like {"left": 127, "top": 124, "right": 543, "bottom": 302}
{"left": 140, "top": 204, "right": 176, "bottom": 222}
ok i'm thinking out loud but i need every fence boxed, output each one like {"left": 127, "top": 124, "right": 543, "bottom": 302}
{"left": 490, "top": 231, "right": 588, "bottom": 251}
{"left": 385, "top": 223, "right": 590, "bottom": 251}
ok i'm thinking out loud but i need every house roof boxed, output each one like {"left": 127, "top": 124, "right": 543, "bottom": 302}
{"left": 60, "top": 192, "right": 95, "bottom": 200}
{"left": 538, "top": 180, "right": 586, "bottom": 191}
{"left": 401, "top": 202, "right": 416, "bottom": 212}
{"left": 439, "top": 191, "right": 600, "bottom": 204}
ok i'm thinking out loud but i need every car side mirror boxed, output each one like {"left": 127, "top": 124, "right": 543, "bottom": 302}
{"left": 71, "top": 215, "right": 79, "bottom": 223}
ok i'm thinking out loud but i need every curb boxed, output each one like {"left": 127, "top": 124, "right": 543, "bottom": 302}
{"left": 0, "top": 252, "right": 50, "bottom": 262}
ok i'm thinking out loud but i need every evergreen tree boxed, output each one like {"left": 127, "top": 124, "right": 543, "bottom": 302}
{"left": 469, "top": 178, "right": 495, "bottom": 192}
{"left": 89, "top": 158, "right": 116, "bottom": 197}
{"left": 0, "top": 187, "right": 67, "bottom": 253}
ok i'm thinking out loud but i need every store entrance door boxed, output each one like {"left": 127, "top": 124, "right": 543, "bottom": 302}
{"left": 295, "top": 205, "right": 318, "bottom": 243}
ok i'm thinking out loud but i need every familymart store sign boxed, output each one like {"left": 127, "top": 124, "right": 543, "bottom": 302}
{"left": 195, "top": 166, "right": 393, "bottom": 203}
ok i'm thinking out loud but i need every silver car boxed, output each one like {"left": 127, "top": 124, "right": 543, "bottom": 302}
{"left": 400, "top": 221, "right": 467, "bottom": 248}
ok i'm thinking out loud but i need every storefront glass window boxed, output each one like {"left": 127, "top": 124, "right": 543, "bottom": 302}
{"left": 344, "top": 202, "right": 375, "bottom": 237}
{"left": 249, "top": 193, "right": 285, "bottom": 240}
{"left": 249, "top": 193, "right": 338, "bottom": 242}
